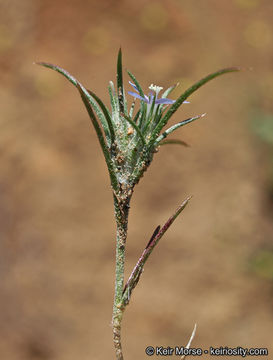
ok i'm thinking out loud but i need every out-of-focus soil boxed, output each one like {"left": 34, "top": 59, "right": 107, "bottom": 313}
{"left": 0, "top": 1, "right": 272, "bottom": 359}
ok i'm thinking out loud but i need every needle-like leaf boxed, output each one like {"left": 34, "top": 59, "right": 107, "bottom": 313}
{"left": 87, "top": 89, "right": 115, "bottom": 143}
{"left": 108, "top": 82, "right": 119, "bottom": 115}
{"left": 77, "top": 84, "right": 118, "bottom": 191}
{"left": 117, "top": 48, "right": 124, "bottom": 113}
{"left": 133, "top": 109, "right": 141, "bottom": 124}
{"left": 161, "top": 83, "right": 179, "bottom": 99}
{"left": 127, "top": 70, "right": 148, "bottom": 129}
{"left": 148, "top": 67, "right": 240, "bottom": 149}
{"left": 127, "top": 70, "right": 145, "bottom": 98}
{"left": 122, "top": 196, "right": 192, "bottom": 305}
{"left": 159, "top": 139, "right": 190, "bottom": 147}
{"left": 36, "top": 62, "right": 111, "bottom": 143}
{"left": 155, "top": 114, "right": 206, "bottom": 146}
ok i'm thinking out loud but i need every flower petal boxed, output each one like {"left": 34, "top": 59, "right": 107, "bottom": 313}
{"left": 128, "top": 91, "right": 146, "bottom": 101}
{"left": 155, "top": 98, "right": 176, "bottom": 105}
{"left": 129, "top": 81, "right": 139, "bottom": 92}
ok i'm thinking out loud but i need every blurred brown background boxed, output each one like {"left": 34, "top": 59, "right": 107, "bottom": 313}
{"left": 0, "top": 0, "right": 272, "bottom": 359}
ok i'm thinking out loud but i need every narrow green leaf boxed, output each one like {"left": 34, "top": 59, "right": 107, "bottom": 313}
{"left": 35, "top": 62, "right": 78, "bottom": 86}
{"left": 127, "top": 70, "right": 145, "bottom": 98}
{"left": 161, "top": 83, "right": 178, "bottom": 99}
{"left": 109, "top": 81, "right": 128, "bottom": 145}
{"left": 122, "top": 196, "right": 192, "bottom": 305}
{"left": 127, "top": 71, "right": 148, "bottom": 130}
{"left": 122, "top": 114, "right": 146, "bottom": 146}
{"left": 129, "top": 100, "right": 135, "bottom": 119}
{"left": 138, "top": 104, "right": 147, "bottom": 130}
{"left": 77, "top": 84, "right": 118, "bottom": 191}
{"left": 148, "top": 67, "right": 240, "bottom": 149}
{"left": 36, "top": 62, "right": 111, "bottom": 144}
{"left": 87, "top": 89, "right": 115, "bottom": 143}
{"left": 159, "top": 139, "right": 190, "bottom": 147}
{"left": 123, "top": 89, "right": 128, "bottom": 116}
{"left": 109, "top": 81, "right": 119, "bottom": 113}
{"left": 155, "top": 114, "right": 206, "bottom": 146}
{"left": 133, "top": 109, "right": 140, "bottom": 124}
{"left": 117, "top": 48, "right": 124, "bottom": 113}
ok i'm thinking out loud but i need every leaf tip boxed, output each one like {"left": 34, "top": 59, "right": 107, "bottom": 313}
{"left": 34, "top": 61, "right": 44, "bottom": 66}
{"left": 230, "top": 66, "right": 241, "bottom": 71}
{"left": 180, "top": 195, "right": 193, "bottom": 208}
{"left": 175, "top": 195, "right": 193, "bottom": 216}
{"left": 237, "top": 66, "right": 253, "bottom": 72}
{"left": 185, "top": 194, "right": 193, "bottom": 203}
{"left": 35, "top": 61, "right": 46, "bottom": 66}
{"left": 34, "top": 61, "right": 57, "bottom": 70}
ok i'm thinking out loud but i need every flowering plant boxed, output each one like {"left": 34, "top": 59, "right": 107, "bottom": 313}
{"left": 37, "top": 49, "right": 239, "bottom": 360}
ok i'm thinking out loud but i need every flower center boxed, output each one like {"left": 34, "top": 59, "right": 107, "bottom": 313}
{"left": 149, "top": 84, "right": 163, "bottom": 98}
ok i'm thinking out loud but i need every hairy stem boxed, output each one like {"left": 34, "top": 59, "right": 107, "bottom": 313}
{"left": 112, "top": 192, "right": 131, "bottom": 360}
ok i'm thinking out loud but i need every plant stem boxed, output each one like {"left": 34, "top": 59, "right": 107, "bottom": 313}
{"left": 112, "top": 192, "right": 131, "bottom": 360}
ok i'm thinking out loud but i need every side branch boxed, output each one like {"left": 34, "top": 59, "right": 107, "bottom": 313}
{"left": 122, "top": 196, "right": 192, "bottom": 305}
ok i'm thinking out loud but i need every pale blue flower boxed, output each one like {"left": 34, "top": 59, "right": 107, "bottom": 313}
{"left": 128, "top": 82, "right": 189, "bottom": 105}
